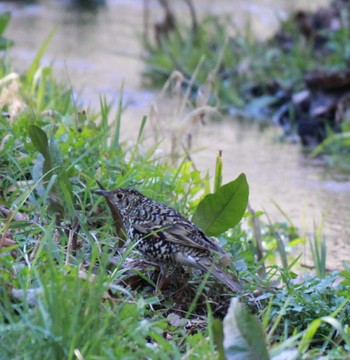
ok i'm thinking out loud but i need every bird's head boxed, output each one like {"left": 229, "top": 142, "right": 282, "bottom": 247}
{"left": 95, "top": 188, "right": 143, "bottom": 214}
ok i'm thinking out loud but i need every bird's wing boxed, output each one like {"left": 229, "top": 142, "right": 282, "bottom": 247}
{"left": 133, "top": 221, "right": 223, "bottom": 253}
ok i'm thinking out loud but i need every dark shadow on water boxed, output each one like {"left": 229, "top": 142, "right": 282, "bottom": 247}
{"left": 63, "top": 0, "right": 106, "bottom": 12}
{"left": 3, "top": 0, "right": 38, "bottom": 3}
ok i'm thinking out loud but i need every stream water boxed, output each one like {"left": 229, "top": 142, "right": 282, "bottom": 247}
{"left": 2, "top": 0, "right": 349, "bottom": 269}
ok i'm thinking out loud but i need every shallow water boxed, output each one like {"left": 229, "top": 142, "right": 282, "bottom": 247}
{"left": 192, "top": 120, "right": 350, "bottom": 269}
{"left": 3, "top": 0, "right": 349, "bottom": 268}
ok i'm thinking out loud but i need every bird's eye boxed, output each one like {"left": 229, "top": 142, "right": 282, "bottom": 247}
{"left": 116, "top": 192, "right": 124, "bottom": 200}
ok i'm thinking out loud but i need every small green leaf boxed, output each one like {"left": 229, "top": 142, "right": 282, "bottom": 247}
{"left": 192, "top": 173, "right": 249, "bottom": 236}
{"left": 0, "top": 12, "right": 11, "bottom": 35}
{"left": 28, "top": 125, "right": 54, "bottom": 181}
{"left": 223, "top": 298, "right": 270, "bottom": 360}
{"left": 28, "top": 125, "right": 51, "bottom": 166}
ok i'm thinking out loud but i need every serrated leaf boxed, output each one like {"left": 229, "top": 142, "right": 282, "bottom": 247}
{"left": 223, "top": 298, "right": 269, "bottom": 360}
{"left": 192, "top": 173, "right": 249, "bottom": 236}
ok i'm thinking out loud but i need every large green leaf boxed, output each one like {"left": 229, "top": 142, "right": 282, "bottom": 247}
{"left": 192, "top": 173, "right": 249, "bottom": 236}
{"left": 223, "top": 298, "right": 270, "bottom": 360}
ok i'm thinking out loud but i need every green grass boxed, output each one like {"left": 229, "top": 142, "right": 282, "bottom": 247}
{"left": 0, "top": 13, "right": 350, "bottom": 359}
{"left": 142, "top": 15, "right": 317, "bottom": 110}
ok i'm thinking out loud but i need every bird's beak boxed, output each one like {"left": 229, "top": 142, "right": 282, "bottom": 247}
{"left": 95, "top": 189, "right": 109, "bottom": 197}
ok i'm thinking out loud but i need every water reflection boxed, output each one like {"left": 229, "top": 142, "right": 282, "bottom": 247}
{"left": 2, "top": 0, "right": 349, "bottom": 268}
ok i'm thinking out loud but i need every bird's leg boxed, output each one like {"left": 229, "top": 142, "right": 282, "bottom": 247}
{"left": 153, "top": 264, "right": 185, "bottom": 291}
{"left": 155, "top": 264, "right": 171, "bottom": 291}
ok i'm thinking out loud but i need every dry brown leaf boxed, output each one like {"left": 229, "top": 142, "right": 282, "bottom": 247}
{"left": 0, "top": 237, "right": 16, "bottom": 248}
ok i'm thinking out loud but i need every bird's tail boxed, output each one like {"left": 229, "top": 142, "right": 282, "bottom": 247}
{"left": 196, "top": 258, "right": 242, "bottom": 292}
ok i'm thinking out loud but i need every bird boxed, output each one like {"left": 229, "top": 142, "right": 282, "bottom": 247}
{"left": 96, "top": 187, "right": 242, "bottom": 292}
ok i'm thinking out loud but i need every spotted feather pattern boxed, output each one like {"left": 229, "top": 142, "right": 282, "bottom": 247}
{"left": 97, "top": 188, "right": 241, "bottom": 292}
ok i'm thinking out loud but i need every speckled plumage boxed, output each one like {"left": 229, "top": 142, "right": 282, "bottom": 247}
{"left": 96, "top": 188, "right": 241, "bottom": 292}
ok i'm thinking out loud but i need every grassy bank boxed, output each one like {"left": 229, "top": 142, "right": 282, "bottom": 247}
{"left": 1, "top": 12, "right": 350, "bottom": 359}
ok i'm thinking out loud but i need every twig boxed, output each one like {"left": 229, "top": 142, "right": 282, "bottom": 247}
{"left": 142, "top": 0, "right": 151, "bottom": 43}
{"left": 0, "top": 212, "right": 12, "bottom": 248}
{"left": 29, "top": 235, "right": 42, "bottom": 261}
{"left": 183, "top": 0, "right": 198, "bottom": 34}
{"left": 0, "top": 205, "right": 28, "bottom": 221}
{"left": 65, "top": 218, "right": 80, "bottom": 266}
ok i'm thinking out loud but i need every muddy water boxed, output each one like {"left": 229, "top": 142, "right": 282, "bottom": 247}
{"left": 3, "top": 0, "right": 349, "bottom": 268}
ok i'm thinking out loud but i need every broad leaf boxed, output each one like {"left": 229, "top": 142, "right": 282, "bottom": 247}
{"left": 223, "top": 298, "right": 269, "bottom": 360}
{"left": 192, "top": 173, "right": 249, "bottom": 236}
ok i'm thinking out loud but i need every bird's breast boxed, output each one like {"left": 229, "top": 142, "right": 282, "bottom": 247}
{"left": 137, "top": 237, "right": 176, "bottom": 262}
